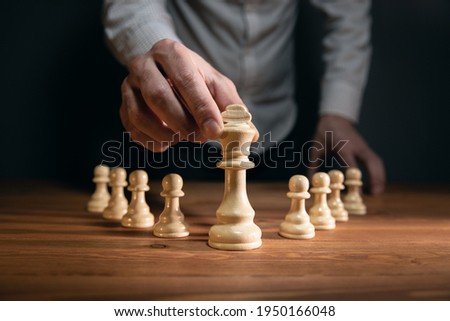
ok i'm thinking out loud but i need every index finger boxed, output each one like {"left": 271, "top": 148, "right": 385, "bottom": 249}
{"left": 155, "top": 44, "right": 223, "bottom": 140}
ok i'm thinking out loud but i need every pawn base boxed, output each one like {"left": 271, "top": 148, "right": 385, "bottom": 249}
{"left": 331, "top": 209, "right": 349, "bottom": 222}
{"left": 345, "top": 204, "right": 367, "bottom": 215}
{"left": 279, "top": 231, "right": 315, "bottom": 240}
{"left": 310, "top": 216, "right": 336, "bottom": 230}
{"left": 154, "top": 231, "right": 189, "bottom": 238}
{"left": 333, "top": 215, "right": 349, "bottom": 222}
{"left": 314, "top": 224, "right": 336, "bottom": 230}
{"left": 87, "top": 205, "right": 106, "bottom": 213}
{"left": 153, "top": 224, "right": 189, "bottom": 238}
{"left": 279, "top": 222, "right": 315, "bottom": 239}
{"left": 121, "top": 213, "right": 154, "bottom": 228}
{"left": 103, "top": 208, "right": 127, "bottom": 221}
{"left": 87, "top": 201, "right": 108, "bottom": 213}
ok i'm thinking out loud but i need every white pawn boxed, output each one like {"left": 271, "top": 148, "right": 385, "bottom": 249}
{"left": 103, "top": 167, "right": 129, "bottom": 220}
{"left": 279, "top": 175, "right": 315, "bottom": 239}
{"left": 328, "top": 170, "right": 349, "bottom": 222}
{"left": 309, "top": 172, "right": 336, "bottom": 230}
{"left": 153, "top": 174, "right": 189, "bottom": 238}
{"left": 121, "top": 170, "right": 154, "bottom": 228}
{"left": 87, "top": 165, "right": 110, "bottom": 213}
{"left": 343, "top": 167, "right": 367, "bottom": 215}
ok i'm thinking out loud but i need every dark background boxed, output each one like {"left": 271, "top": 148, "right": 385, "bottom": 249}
{"left": 1, "top": 0, "right": 449, "bottom": 186}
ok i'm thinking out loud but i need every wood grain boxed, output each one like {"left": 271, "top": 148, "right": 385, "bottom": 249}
{"left": 0, "top": 181, "right": 449, "bottom": 300}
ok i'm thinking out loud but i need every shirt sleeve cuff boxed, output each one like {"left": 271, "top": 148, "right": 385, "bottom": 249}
{"left": 318, "top": 80, "right": 363, "bottom": 123}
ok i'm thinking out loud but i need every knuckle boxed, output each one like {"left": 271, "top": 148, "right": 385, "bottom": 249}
{"left": 145, "top": 82, "right": 169, "bottom": 107}
{"left": 173, "top": 67, "right": 196, "bottom": 88}
{"left": 128, "top": 55, "right": 146, "bottom": 76}
{"left": 223, "top": 77, "right": 237, "bottom": 91}
{"left": 137, "top": 70, "right": 152, "bottom": 84}
{"left": 123, "top": 98, "right": 142, "bottom": 124}
{"left": 213, "top": 71, "right": 233, "bottom": 87}
{"left": 127, "top": 107, "right": 143, "bottom": 127}
{"left": 152, "top": 39, "right": 185, "bottom": 62}
{"left": 193, "top": 100, "right": 214, "bottom": 124}
{"left": 151, "top": 38, "right": 174, "bottom": 53}
{"left": 170, "top": 40, "right": 187, "bottom": 56}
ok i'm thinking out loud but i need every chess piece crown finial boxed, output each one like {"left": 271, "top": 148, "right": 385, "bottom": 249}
{"left": 218, "top": 104, "right": 255, "bottom": 169}
{"left": 222, "top": 104, "right": 252, "bottom": 125}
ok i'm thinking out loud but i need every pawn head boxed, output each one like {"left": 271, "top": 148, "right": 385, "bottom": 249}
{"left": 110, "top": 167, "right": 127, "bottom": 183}
{"left": 162, "top": 173, "right": 183, "bottom": 191}
{"left": 329, "top": 170, "right": 344, "bottom": 184}
{"left": 346, "top": 167, "right": 362, "bottom": 180}
{"left": 94, "top": 165, "right": 109, "bottom": 177}
{"left": 129, "top": 170, "right": 148, "bottom": 187}
{"left": 289, "top": 175, "right": 309, "bottom": 193}
{"left": 312, "top": 172, "right": 330, "bottom": 188}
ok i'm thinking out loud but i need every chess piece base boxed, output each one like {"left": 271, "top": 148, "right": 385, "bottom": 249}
{"left": 87, "top": 201, "right": 108, "bottom": 213}
{"left": 331, "top": 208, "right": 349, "bottom": 222}
{"left": 278, "top": 231, "right": 316, "bottom": 240}
{"left": 314, "top": 224, "right": 336, "bottom": 230}
{"left": 279, "top": 222, "right": 315, "bottom": 239}
{"left": 208, "top": 223, "right": 262, "bottom": 251}
{"left": 310, "top": 216, "right": 336, "bottom": 230}
{"left": 345, "top": 204, "right": 367, "bottom": 215}
{"left": 121, "top": 213, "right": 154, "bottom": 228}
{"left": 154, "top": 231, "right": 189, "bottom": 238}
{"left": 153, "top": 223, "right": 189, "bottom": 238}
{"left": 333, "top": 215, "right": 349, "bottom": 222}
{"left": 279, "top": 231, "right": 315, "bottom": 240}
{"left": 103, "top": 207, "right": 127, "bottom": 221}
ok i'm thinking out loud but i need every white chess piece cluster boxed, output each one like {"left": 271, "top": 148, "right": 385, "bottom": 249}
{"left": 86, "top": 105, "right": 367, "bottom": 250}
{"left": 87, "top": 166, "right": 189, "bottom": 237}
{"left": 278, "top": 168, "right": 366, "bottom": 240}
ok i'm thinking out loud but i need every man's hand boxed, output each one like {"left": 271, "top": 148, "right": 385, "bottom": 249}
{"left": 307, "top": 114, "right": 386, "bottom": 195}
{"left": 120, "top": 39, "right": 251, "bottom": 152}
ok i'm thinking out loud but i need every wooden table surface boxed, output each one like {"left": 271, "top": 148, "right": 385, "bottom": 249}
{"left": 0, "top": 180, "right": 449, "bottom": 300}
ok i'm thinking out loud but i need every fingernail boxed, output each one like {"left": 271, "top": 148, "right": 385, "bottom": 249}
{"left": 202, "top": 119, "right": 222, "bottom": 139}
